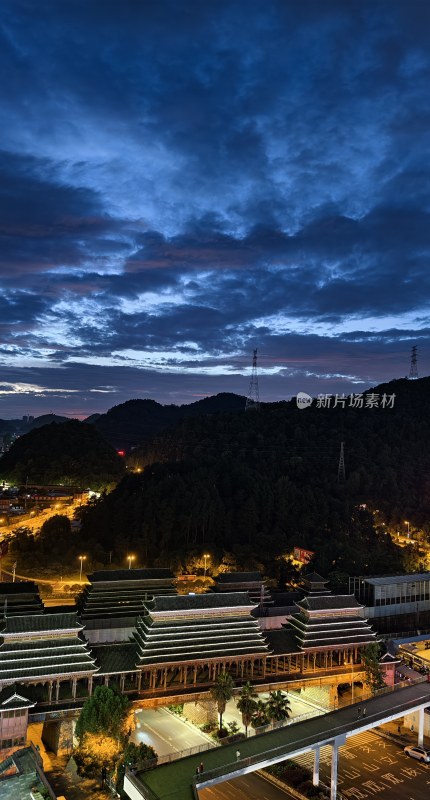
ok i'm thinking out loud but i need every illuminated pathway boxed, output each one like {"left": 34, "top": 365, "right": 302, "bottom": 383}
{"left": 124, "top": 680, "right": 430, "bottom": 800}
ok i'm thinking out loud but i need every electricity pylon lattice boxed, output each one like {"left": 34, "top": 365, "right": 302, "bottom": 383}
{"left": 337, "top": 441, "right": 345, "bottom": 484}
{"left": 409, "top": 345, "right": 418, "bottom": 379}
{"left": 245, "top": 349, "right": 260, "bottom": 410}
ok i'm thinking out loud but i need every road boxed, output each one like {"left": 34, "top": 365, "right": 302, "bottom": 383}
{"left": 291, "top": 729, "right": 430, "bottom": 800}
{"left": 199, "top": 772, "right": 294, "bottom": 799}
{"left": 200, "top": 730, "right": 430, "bottom": 799}
{"left": 133, "top": 708, "right": 212, "bottom": 757}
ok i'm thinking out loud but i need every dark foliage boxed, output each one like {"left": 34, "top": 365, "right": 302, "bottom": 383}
{"left": 0, "top": 419, "right": 125, "bottom": 489}
{"left": 91, "top": 393, "right": 246, "bottom": 450}
{"left": 74, "top": 377, "right": 430, "bottom": 577}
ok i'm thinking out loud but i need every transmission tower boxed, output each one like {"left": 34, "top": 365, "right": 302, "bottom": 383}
{"left": 337, "top": 441, "right": 345, "bottom": 484}
{"left": 245, "top": 348, "right": 260, "bottom": 410}
{"left": 409, "top": 345, "right": 418, "bottom": 379}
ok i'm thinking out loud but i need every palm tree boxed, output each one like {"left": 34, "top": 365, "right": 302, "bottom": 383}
{"left": 210, "top": 671, "right": 234, "bottom": 735}
{"left": 265, "top": 690, "right": 291, "bottom": 723}
{"left": 251, "top": 699, "right": 269, "bottom": 729}
{"left": 236, "top": 682, "right": 258, "bottom": 737}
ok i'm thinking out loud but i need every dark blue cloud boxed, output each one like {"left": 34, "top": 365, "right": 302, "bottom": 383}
{"left": 0, "top": 0, "right": 429, "bottom": 416}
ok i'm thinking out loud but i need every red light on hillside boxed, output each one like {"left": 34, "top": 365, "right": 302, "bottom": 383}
{"left": 117, "top": 450, "right": 125, "bottom": 457}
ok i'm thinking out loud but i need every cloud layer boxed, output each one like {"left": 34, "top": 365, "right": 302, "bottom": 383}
{"left": 0, "top": 0, "right": 429, "bottom": 416}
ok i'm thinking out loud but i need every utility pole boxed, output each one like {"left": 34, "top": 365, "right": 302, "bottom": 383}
{"left": 409, "top": 345, "right": 418, "bottom": 379}
{"left": 245, "top": 349, "right": 260, "bottom": 410}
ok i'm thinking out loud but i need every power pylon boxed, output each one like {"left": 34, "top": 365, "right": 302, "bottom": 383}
{"left": 409, "top": 345, "right": 418, "bottom": 379}
{"left": 337, "top": 441, "right": 345, "bottom": 484}
{"left": 245, "top": 349, "right": 260, "bottom": 410}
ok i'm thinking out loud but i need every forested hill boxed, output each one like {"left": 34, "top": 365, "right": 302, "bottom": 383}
{"left": 91, "top": 393, "right": 247, "bottom": 449}
{"left": 79, "top": 377, "right": 430, "bottom": 577}
{"left": 0, "top": 420, "right": 124, "bottom": 490}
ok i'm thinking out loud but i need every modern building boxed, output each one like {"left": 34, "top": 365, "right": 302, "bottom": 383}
{"left": 350, "top": 572, "right": 430, "bottom": 631}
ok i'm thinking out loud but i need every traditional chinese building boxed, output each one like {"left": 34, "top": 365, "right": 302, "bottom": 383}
{"left": 0, "top": 687, "right": 35, "bottom": 757}
{"left": 0, "top": 612, "right": 98, "bottom": 702}
{"left": 287, "top": 594, "right": 376, "bottom": 668}
{"left": 77, "top": 569, "right": 177, "bottom": 643}
{"left": 133, "top": 592, "right": 271, "bottom": 691}
{"left": 213, "top": 572, "right": 273, "bottom": 606}
{"left": 0, "top": 582, "right": 44, "bottom": 617}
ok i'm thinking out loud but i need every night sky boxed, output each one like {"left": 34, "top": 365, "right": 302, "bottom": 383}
{"left": 1, "top": 0, "right": 429, "bottom": 418}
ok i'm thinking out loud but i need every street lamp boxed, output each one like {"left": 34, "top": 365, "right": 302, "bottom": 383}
{"left": 127, "top": 555, "right": 135, "bottom": 570}
{"left": 405, "top": 520, "right": 410, "bottom": 538}
{"left": 78, "top": 555, "right": 86, "bottom": 583}
{"left": 203, "top": 553, "right": 210, "bottom": 581}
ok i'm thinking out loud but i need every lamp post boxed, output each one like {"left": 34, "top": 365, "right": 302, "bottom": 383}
{"left": 127, "top": 555, "right": 135, "bottom": 570}
{"left": 78, "top": 555, "right": 86, "bottom": 583}
{"left": 203, "top": 553, "right": 210, "bottom": 582}
{"left": 405, "top": 520, "right": 410, "bottom": 538}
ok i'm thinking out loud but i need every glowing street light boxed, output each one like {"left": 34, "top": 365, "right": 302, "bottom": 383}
{"left": 203, "top": 553, "right": 210, "bottom": 581}
{"left": 78, "top": 555, "right": 87, "bottom": 583}
{"left": 127, "top": 555, "right": 135, "bottom": 570}
{"left": 405, "top": 520, "right": 410, "bottom": 538}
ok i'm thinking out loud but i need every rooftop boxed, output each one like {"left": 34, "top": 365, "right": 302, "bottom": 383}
{"left": 216, "top": 572, "right": 263, "bottom": 583}
{"left": 150, "top": 592, "right": 254, "bottom": 612}
{"left": 362, "top": 573, "right": 430, "bottom": 586}
{"left": 296, "top": 595, "right": 362, "bottom": 611}
{"left": 1, "top": 612, "right": 82, "bottom": 635}
{"left": 88, "top": 569, "right": 174, "bottom": 582}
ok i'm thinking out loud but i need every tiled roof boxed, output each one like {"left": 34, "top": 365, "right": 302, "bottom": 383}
{"left": 1, "top": 612, "right": 82, "bottom": 635}
{"left": 297, "top": 595, "right": 362, "bottom": 611}
{"left": 0, "top": 633, "right": 97, "bottom": 682}
{"left": 303, "top": 572, "right": 328, "bottom": 583}
{"left": 88, "top": 569, "right": 174, "bottom": 582}
{"left": 0, "top": 582, "right": 40, "bottom": 594}
{"left": 216, "top": 572, "right": 263, "bottom": 583}
{"left": 134, "top": 608, "right": 270, "bottom": 666}
{"left": 91, "top": 643, "right": 139, "bottom": 674}
{"left": 0, "top": 687, "right": 35, "bottom": 710}
{"left": 151, "top": 592, "right": 253, "bottom": 612}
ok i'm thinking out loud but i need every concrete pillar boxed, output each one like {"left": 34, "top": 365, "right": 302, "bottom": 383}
{"left": 88, "top": 676, "right": 93, "bottom": 696}
{"left": 331, "top": 739, "right": 339, "bottom": 800}
{"left": 72, "top": 679, "right": 77, "bottom": 700}
{"left": 313, "top": 746, "right": 320, "bottom": 786}
{"left": 48, "top": 682, "right": 53, "bottom": 703}
{"left": 55, "top": 681, "right": 60, "bottom": 702}
{"left": 418, "top": 707, "right": 424, "bottom": 746}
{"left": 104, "top": 675, "right": 110, "bottom": 687}
{"left": 137, "top": 671, "right": 142, "bottom": 691}
{"left": 120, "top": 674, "right": 125, "bottom": 692}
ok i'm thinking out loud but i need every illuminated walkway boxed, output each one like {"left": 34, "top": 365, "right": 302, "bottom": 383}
{"left": 124, "top": 679, "right": 430, "bottom": 800}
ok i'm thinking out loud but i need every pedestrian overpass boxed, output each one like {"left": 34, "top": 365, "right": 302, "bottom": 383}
{"left": 124, "top": 679, "right": 430, "bottom": 800}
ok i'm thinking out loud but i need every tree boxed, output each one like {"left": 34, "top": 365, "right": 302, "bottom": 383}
{"left": 361, "top": 642, "right": 385, "bottom": 695}
{"left": 74, "top": 733, "right": 121, "bottom": 778}
{"left": 265, "top": 690, "right": 291, "bottom": 723}
{"left": 251, "top": 699, "right": 270, "bottom": 729}
{"left": 236, "top": 682, "right": 258, "bottom": 737}
{"left": 75, "top": 686, "right": 129, "bottom": 742}
{"left": 210, "top": 671, "right": 234, "bottom": 735}
{"left": 115, "top": 742, "right": 157, "bottom": 793}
